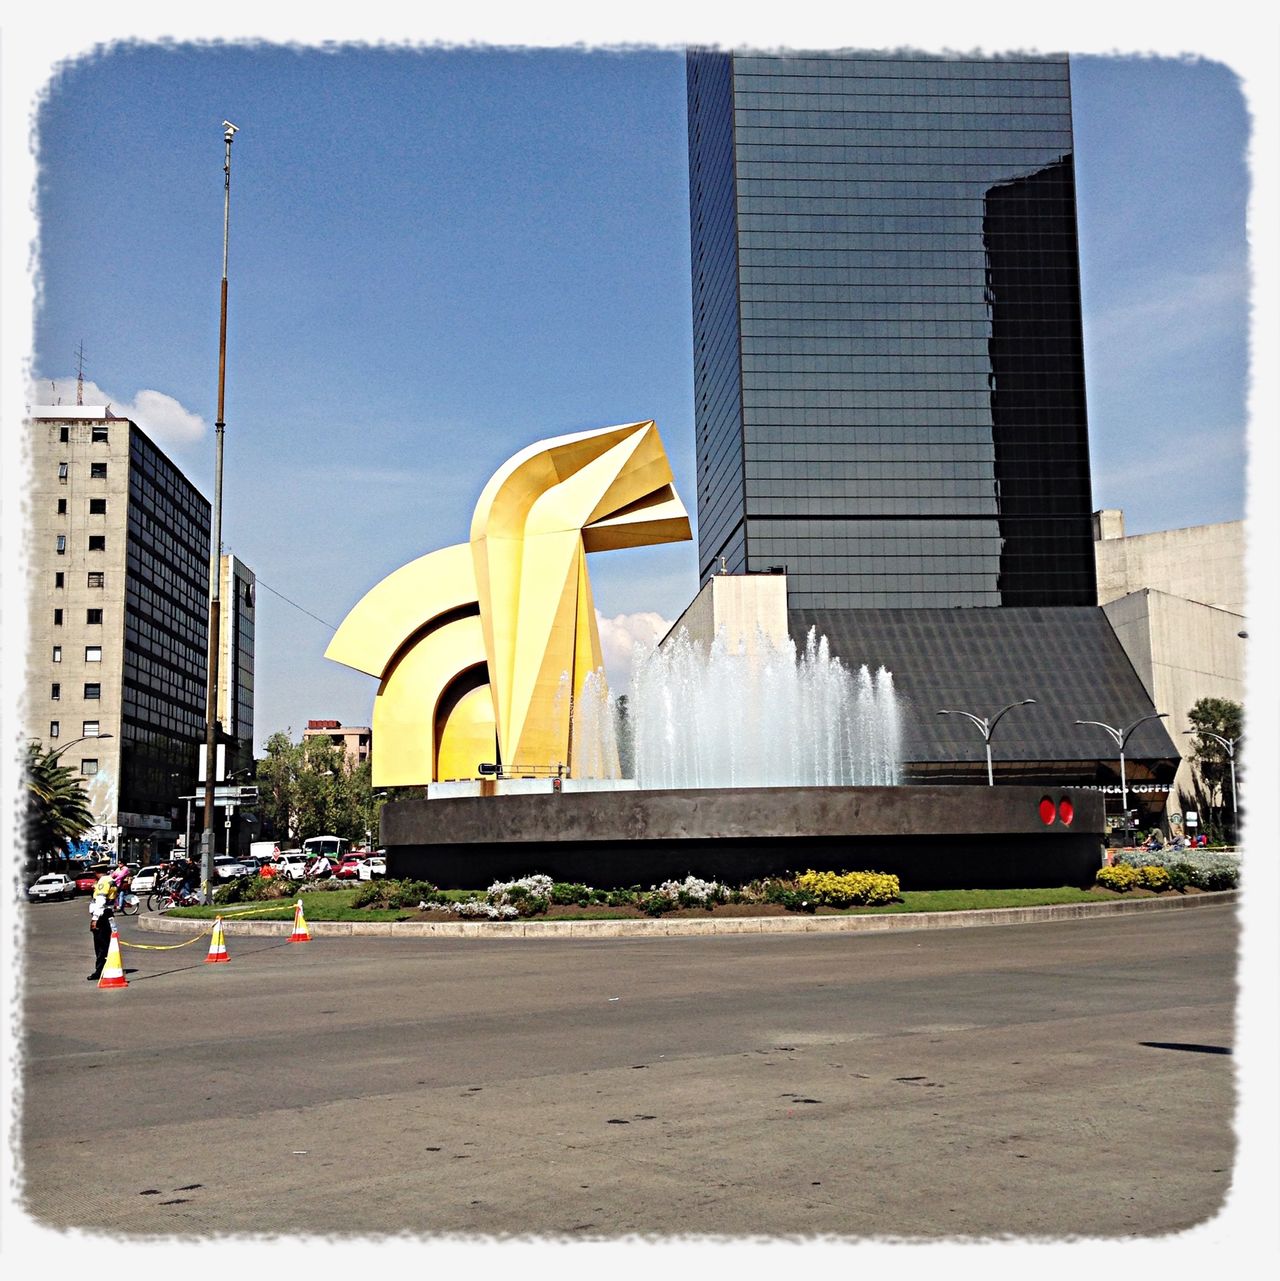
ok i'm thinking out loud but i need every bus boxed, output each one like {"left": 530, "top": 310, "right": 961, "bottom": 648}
{"left": 301, "top": 835, "right": 350, "bottom": 860}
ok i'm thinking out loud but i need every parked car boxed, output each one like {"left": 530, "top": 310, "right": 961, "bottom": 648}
{"left": 334, "top": 855, "right": 363, "bottom": 880}
{"left": 356, "top": 856, "right": 386, "bottom": 881}
{"left": 28, "top": 873, "right": 77, "bottom": 901}
{"left": 276, "top": 852, "right": 310, "bottom": 880}
{"left": 131, "top": 864, "right": 169, "bottom": 894}
{"left": 213, "top": 855, "right": 255, "bottom": 880}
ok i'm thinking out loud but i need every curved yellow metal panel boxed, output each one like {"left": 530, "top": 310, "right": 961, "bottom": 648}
{"left": 436, "top": 683, "right": 498, "bottom": 782}
{"left": 324, "top": 542, "right": 477, "bottom": 678}
{"left": 370, "top": 613, "right": 487, "bottom": 788}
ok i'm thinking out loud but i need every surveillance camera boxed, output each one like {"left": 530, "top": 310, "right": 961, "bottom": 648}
{"left": 222, "top": 120, "right": 240, "bottom": 135}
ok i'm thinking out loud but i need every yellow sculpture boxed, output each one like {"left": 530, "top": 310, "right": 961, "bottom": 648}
{"left": 325, "top": 421, "right": 691, "bottom": 785}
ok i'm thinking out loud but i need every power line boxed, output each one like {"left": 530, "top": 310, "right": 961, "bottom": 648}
{"left": 252, "top": 576, "right": 337, "bottom": 632}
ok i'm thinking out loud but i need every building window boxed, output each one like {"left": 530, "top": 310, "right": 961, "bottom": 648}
{"left": 91, "top": 425, "right": 109, "bottom": 443}
{"left": 57, "top": 498, "right": 67, "bottom": 515}
{"left": 82, "top": 720, "right": 100, "bottom": 737}
{"left": 90, "top": 462, "right": 107, "bottom": 479}
{"left": 53, "top": 608, "right": 63, "bottom": 626}
{"left": 51, "top": 683, "right": 61, "bottom": 701}
{"left": 80, "top": 759, "right": 98, "bottom": 775}
{"left": 52, "top": 646, "right": 62, "bottom": 663}
{"left": 58, "top": 462, "right": 68, "bottom": 482}
{"left": 84, "top": 683, "right": 101, "bottom": 700}
{"left": 89, "top": 498, "right": 107, "bottom": 515}
{"left": 59, "top": 427, "right": 69, "bottom": 443}
{"left": 85, "top": 646, "right": 102, "bottom": 663}
{"left": 55, "top": 572, "right": 64, "bottom": 588}
{"left": 55, "top": 535, "right": 66, "bottom": 555}
{"left": 87, "top": 571, "right": 104, "bottom": 588}
{"left": 88, "top": 535, "right": 105, "bottom": 551}
{"left": 50, "top": 721, "right": 60, "bottom": 738}
{"left": 86, "top": 609, "right": 103, "bottom": 625}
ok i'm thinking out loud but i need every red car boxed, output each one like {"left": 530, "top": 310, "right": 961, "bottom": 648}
{"left": 74, "top": 866, "right": 110, "bottom": 894}
{"left": 334, "top": 855, "right": 363, "bottom": 880}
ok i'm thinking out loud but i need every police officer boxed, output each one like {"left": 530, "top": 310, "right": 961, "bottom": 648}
{"left": 87, "top": 869, "right": 117, "bottom": 981}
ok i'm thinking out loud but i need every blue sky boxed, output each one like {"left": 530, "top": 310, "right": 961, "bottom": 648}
{"left": 25, "top": 45, "right": 1251, "bottom": 750}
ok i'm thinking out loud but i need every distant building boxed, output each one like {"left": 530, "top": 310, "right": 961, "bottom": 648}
{"left": 26, "top": 406, "right": 210, "bottom": 861}
{"left": 1093, "top": 509, "right": 1246, "bottom": 827}
{"left": 303, "top": 720, "right": 372, "bottom": 768}
{"left": 218, "top": 553, "right": 257, "bottom": 775}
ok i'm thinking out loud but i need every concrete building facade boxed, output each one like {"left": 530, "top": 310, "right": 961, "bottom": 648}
{"left": 302, "top": 720, "right": 372, "bottom": 768}
{"left": 27, "top": 406, "right": 211, "bottom": 860}
{"left": 1093, "top": 509, "right": 1246, "bottom": 829}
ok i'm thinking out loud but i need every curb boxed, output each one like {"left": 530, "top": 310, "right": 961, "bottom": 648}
{"left": 133, "top": 889, "right": 1238, "bottom": 941}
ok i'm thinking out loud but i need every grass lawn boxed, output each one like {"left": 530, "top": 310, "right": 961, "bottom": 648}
{"left": 164, "top": 884, "right": 1147, "bottom": 924}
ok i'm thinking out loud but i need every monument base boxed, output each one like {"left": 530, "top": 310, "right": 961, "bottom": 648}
{"left": 381, "top": 784, "right": 1104, "bottom": 891}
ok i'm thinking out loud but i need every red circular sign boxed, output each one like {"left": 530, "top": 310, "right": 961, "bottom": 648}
{"left": 1058, "top": 797, "right": 1075, "bottom": 826}
{"left": 1038, "top": 797, "right": 1055, "bottom": 825}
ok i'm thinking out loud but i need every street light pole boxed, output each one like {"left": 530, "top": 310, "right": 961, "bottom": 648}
{"left": 201, "top": 119, "right": 239, "bottom": 905}
{"left": 1076, "top": 713, "right": 1169, "bottom": 825}
{"left": 936, "top": 700, "right": 1037, "bottom": 786}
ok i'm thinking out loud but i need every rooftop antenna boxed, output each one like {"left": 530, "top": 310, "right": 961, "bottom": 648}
{"left": 74, "top": 340, "right": 86, "bottom": 405}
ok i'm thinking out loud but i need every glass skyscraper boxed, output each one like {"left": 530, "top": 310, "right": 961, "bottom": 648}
{"left": 687, "top": 50, "right": 1096, "bottom": 608}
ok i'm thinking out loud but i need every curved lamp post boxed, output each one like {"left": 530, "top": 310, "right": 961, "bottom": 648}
{"left": 1183, "top": 729, "right": 1240, "bottom": 840}
{"left": 1075, "top": 713, "right": 1168, "bottom": 821}
{"left": 47, "top": 731, "right": 114, "bottom": 761}
{"left": 937, "top": 700, "right": 1037, "bottom": 786}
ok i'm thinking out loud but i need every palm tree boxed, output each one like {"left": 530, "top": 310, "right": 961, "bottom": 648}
{"left": 24, "top": 741, "right": 95, "bottom": 872}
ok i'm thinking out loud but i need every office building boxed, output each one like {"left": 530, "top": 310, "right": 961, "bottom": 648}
{"left": 27, "top": 406, "right": 212, "bottom": 860}
{"left": 218, "top": 553, "right": 257, "bottom": 775}
{"left": 686, "top": 50, "right": 1095, "bottom": 607}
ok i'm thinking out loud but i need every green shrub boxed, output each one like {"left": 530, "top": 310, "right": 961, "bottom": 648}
{"left": 639, "top": 892, "right": 671, "bottom": 916}
{"left": 551, "top": 882, "right": 591, "bottom": 905}
{"left": 1165, "top": 862, "right": 1194, "bottom": 891}
{"left": 352, "top": 878, "right": 440, "bottom": 909}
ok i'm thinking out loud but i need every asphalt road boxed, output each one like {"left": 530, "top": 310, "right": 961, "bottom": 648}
{"left": 19, "top": 895, "right": 1236, "bottom": 1240}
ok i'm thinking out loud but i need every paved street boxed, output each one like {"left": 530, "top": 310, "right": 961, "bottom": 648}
{"left": 19, "top": 896, "right": 1235, "bottom": 1239}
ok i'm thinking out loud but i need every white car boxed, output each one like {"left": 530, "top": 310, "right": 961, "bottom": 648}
{"left": 277, "top": 853, "right": 311, "bottom": 880}
{"left": 213, "top": 855, "right": 255, "bottom": 879}
{"left": 131, "top": 865, "right": 167, "bottom": 894}
{"left": 28, "top": 873, "right": 77, "bottom": 901}
{"left": 356, "top": 856, "right": 386, "bottom": 881}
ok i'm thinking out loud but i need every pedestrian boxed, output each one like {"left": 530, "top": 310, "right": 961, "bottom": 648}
{"left": 87, "top": 869, "right": 117, "bottom": 981}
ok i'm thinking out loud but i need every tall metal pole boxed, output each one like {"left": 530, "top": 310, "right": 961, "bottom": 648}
{"left": 201, "top": 120, "right": 239, "bottom": 903}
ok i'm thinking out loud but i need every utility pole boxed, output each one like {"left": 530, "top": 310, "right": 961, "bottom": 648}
{"left": 201, "top": 119, "right": 239, "bottom": 903}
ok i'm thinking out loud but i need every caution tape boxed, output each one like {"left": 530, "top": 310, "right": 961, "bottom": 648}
{"left": 117, "top": 899, "right": 301, "bottom": 948}
{"left": 119, "top": 927, "right": 215, "bottom": 951}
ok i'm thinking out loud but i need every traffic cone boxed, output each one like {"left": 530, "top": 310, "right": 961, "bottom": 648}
{"left": 97, "top": 924, "right": 128, "bottom": 989}
{"left": 289, "top": 898, "right": 310, "bottom": 943}
{"left": 205, "top": 916, "right": 230, "bottom": 963}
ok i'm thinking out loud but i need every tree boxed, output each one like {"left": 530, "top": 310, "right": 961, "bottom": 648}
{"left": 254, "top": 731, "right": 374, "bottom": 845}
{"left": 1183, "top": 697, "right": 1243, "bottom": 841}
{"left": 24, "top": 741, "right": 94, "bottom": 871}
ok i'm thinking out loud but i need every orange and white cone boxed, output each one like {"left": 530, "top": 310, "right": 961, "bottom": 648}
{"left": 97, "top": 923, "right": 128, "bottom": 989}
{"left": 205, "top": 916, "right": 230, "bottom": 963}
{"left": 289, "top": 898, "right": 310, "bottom": 943}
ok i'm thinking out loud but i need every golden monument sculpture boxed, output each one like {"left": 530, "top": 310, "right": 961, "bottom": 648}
{"left": 325, "top": 421, "right": 691, "bottom": 785}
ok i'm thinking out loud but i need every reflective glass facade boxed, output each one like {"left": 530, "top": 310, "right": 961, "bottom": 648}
{"left": 687, "top": 51, "right": 1096, "bottom": 607}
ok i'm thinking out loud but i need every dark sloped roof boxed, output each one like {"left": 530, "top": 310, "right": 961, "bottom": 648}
{"left": 789, "top": 606, "right": 1179, "bottom": 766}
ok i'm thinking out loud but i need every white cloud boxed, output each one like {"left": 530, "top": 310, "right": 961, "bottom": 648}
{"left": 596, "top": 609, "right": 672, "bottom": 694}
{"left": 29, "top": 378, "right": 206, "bottom": 446}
